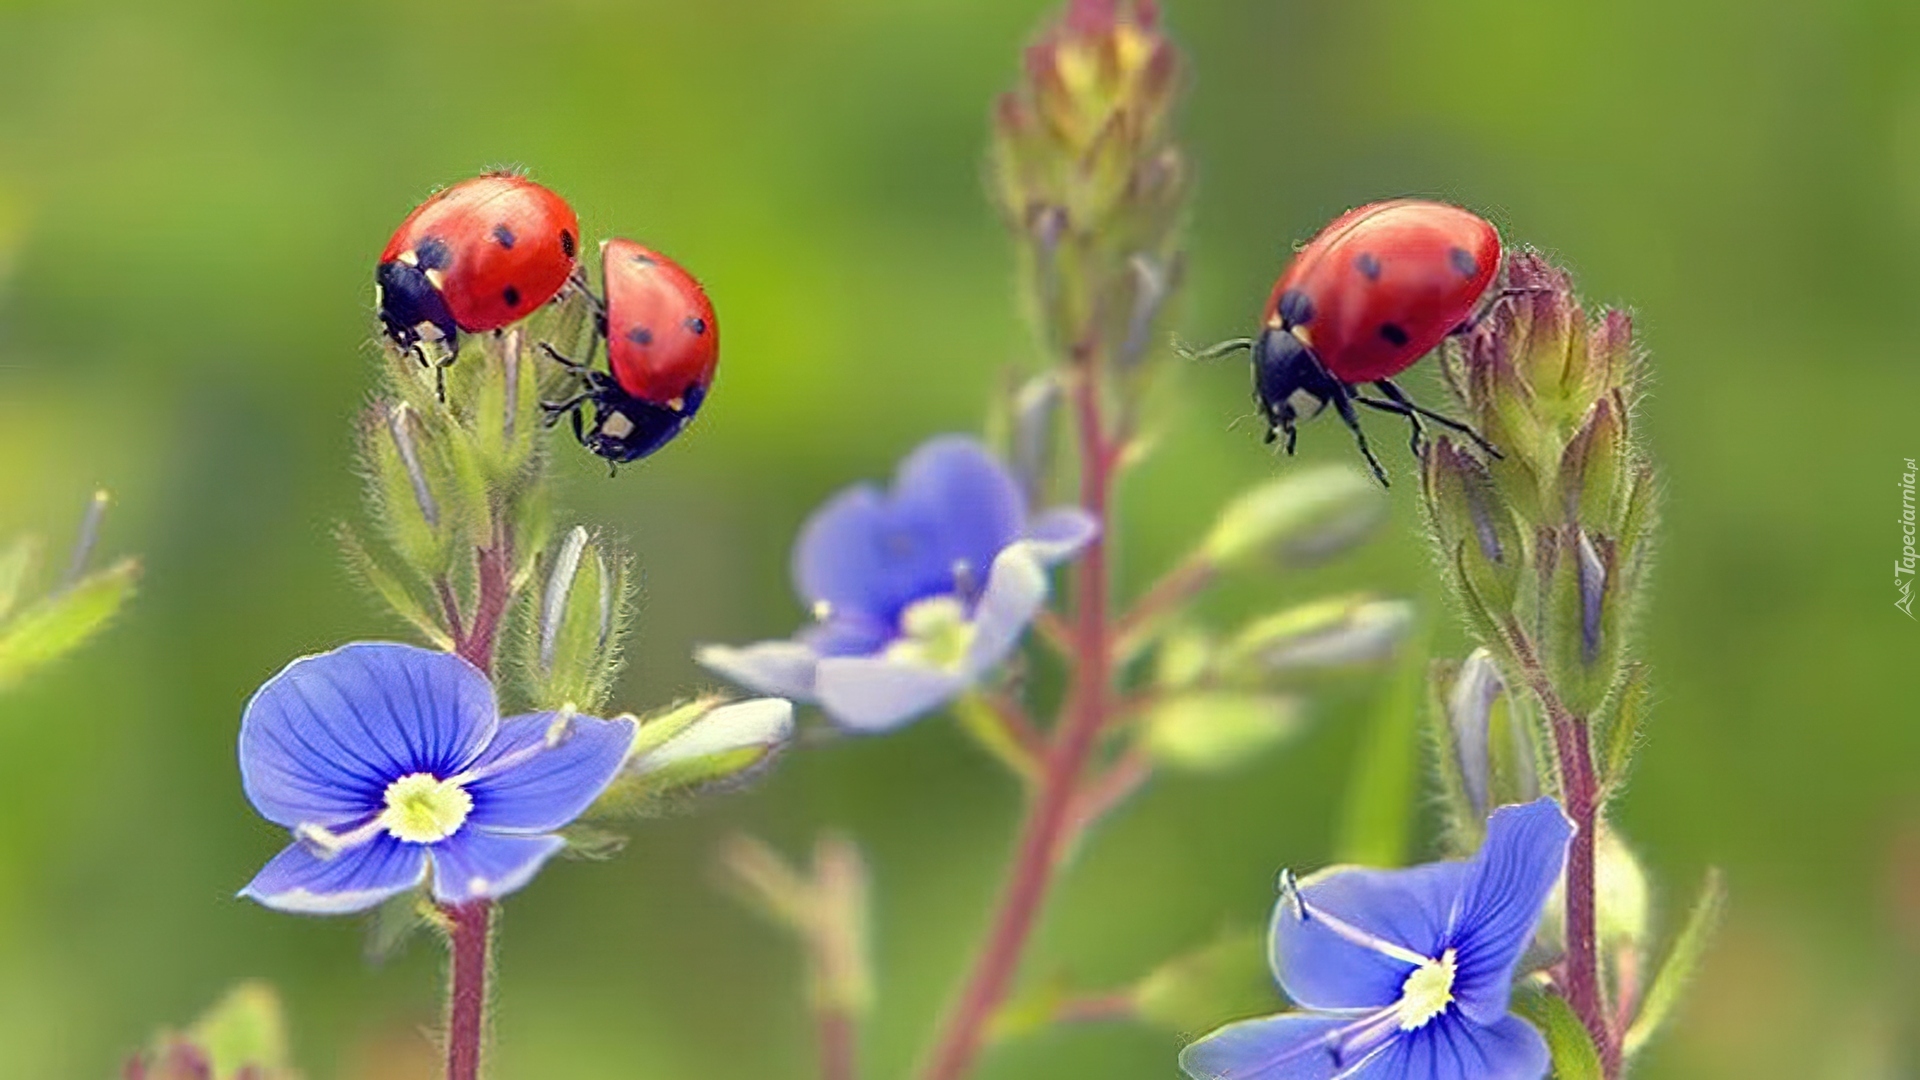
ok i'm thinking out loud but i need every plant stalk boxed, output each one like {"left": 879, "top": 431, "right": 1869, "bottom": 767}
{"left": 444, "top": 899, "right": 493, "bottom": 1080}
{"left": 918, "top": 365, "right": 1116, "bottom": 1080}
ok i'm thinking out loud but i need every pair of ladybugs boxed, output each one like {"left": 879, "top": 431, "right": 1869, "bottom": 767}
{"left": 375, "top": 172, "right": 717, "bottom": 465}
{"left": 1191, "top": 198, "right": 1512, "bottom": 486}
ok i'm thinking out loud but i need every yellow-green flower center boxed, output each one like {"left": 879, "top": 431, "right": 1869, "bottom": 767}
{"left": 1394, "top": 948, "right": 1457, "bottom": 1031}
{"left": 884, "top": 595, "right": 976, "bottom": 671}
{"left": 379, "top": 772, "right": 472, "bottom": 844}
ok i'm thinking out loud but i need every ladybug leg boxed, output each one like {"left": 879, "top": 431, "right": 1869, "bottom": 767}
{"left": 1367, "top": 379, "right": 1503, "bottom": 459}
{"left": 1329, "top": 385, "right": 1390, "bottom": 488}
{"left": 1452, "top": 286, "right": 1558, "bottom": 335}
{"left": 1175, "top": 336, "right": 1256, "bottom": 361}
{"left": 540, "top": 391, "right": 593, "bottom": 429}
{"left": 537, "top": 341, "right": 594, "bottom": 376}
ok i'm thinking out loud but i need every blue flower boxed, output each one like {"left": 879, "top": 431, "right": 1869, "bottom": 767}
{"left": 237, "top": 642, "right": 636, "bottom": 914}
{"left": 697, "top": 435, "right": 1096, "bottom": 732}
{"left": 1181, "top": 798, "right": 1574, "bottom": 1080}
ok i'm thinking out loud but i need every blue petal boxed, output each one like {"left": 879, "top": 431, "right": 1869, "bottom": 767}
{"left": 1179, "top": 1013, "right": 1355, "bottom": 1080}
{"left": 1023, "top": 506, "right": 1100, "bottom": 563}
{"left": 239, "top": 643, "right": 497, "bottom": 829}
{"left": 463, "top": 712, "right": 637, "bottom": 833}
{"left": 800, "top": 610, "right": 895, "bottom": 658}
{"left": 696, "top": 641, "right": 821, "bottom": 700}
{"left": 1358, "top": 1014, "right": 1549, "bottom": 1080}
{"left": 814, "top": 656, "right": 965, "bottom": 732}
{"left": 790, "top": 437, "right": 1025, "bottom": 625}
{"left": 1449, "top": 799, "right": 1573, "bottom": 1024}
{"left": 239, "top": 834, "right": 427, "bottom": 915}
{"left": 428, "top": 830, "right": 567, "bottom": 904}
{"left": 1272, "top": 862, "right": 1467, "bottom": 1011}
{"left": 890, "top": 436, "right": 1026, "bottom": 583}
{"left": 959, "top": 544, "right": 1048, "bottom": 679}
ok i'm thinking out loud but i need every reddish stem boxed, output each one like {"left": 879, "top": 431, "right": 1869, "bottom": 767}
{"left": 458, "top": 525, "right": 512, "bottom": 675}
{"left": 1516, "top": 637, "right": 1619, "bottom": 1077}
{"left": 918, "top": 371, "right": 1116, "bottom": 1080}
{"left": 817, "top": 1008, "right": 859, "bottom": 1080}
{"left": 443, "top": 899, "right": 493, "bottom": 1080}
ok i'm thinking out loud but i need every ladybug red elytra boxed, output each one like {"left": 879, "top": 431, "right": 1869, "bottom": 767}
{"left": 540, "top": 238, "right": 718, "bottom": 467}
{"left": 1189, "top": 198, "right": 1505, "bottom": 485}
{"left": 376, "top": 172, "right": 581, "bottom": 369}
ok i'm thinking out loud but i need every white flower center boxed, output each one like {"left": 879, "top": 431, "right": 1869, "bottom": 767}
{"left": 1394, "top": 948, "right": 1457, "bottom": 1031}
{"left": 883, "top": 594, "right": 976, "bottom": 671}
{"left": 379, "top": 772, "right": 472, "bottom": 843}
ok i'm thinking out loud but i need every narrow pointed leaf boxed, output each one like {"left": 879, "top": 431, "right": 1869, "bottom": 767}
{"left": 1624, "top": 868, "right": 1726, "bottom": 1057}
{"left": 0, "top": 558, "right": 138, "bottom": 691}
{"left": 1333, "top": 637, "right": 1426, "bottom": 867}
{"left": 1513, "top": 989, "right": 1603, "bottom": 1080}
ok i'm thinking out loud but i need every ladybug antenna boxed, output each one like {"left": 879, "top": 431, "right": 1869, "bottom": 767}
{"left": 1174, "top": 336, "right": 1255, "bottom": 362}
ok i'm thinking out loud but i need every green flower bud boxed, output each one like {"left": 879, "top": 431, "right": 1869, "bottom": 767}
{"left": 1143, "top": 691, "right": 1302, "bottom": 772}
{"left": 518, "top": 525, "right": 628, "bottom": 712}
{"left": 1217, "top": 595, "right": 1412, "bottom": 677}
{"left": 596, "top": 698, "right": 796, "bottom": 812}
{"left": 1422, "top": 438, "right": 1522, "bottom": 616}
{"left": 1558, "top": 391, "right": 1628, "bottom": 531}
{"left": 1200, "top": 466, "right": 1384, "bottom": 570}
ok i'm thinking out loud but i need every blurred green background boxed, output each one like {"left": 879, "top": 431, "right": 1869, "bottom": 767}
{"left": 1, "top": 0, "right": 1916, "bottom": 1076}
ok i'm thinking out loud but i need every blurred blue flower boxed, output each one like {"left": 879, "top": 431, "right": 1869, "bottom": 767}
{"left": 1181, "top": 798, "right": 1573, "bottom": 1080}
{"left": 238, "top": 642, "right": 635, "bottom": 914}
{"left": 698, "top": 435, "right": 1096, "bottom": 732}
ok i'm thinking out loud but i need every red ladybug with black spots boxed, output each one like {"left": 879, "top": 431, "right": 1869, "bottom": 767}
{"left": 376, "top": 172, "right": 580, "bottom": 366}
{"left": 1189, "top": 199, "right": 1505, "bottom": 485}
{"left": 540, "top": 238, "right": 718, "bottom": 467}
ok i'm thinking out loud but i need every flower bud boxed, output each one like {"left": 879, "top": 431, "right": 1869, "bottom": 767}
{"left": 596, "top": 698, "right": 795, "bottom": 811}
{"left": 125, "top": 982, "right": 295, "bottom": 1080}
{"left": 1558, "top": 391, "right": 1628, "bottom": 530}
{"left": 1539, "top": 526, "right": 1620, "bottom": 716}
{"left": 1200, "top": 466, "right": 1384, "bottom": 570}
{"left": 1217, "top": 595, "right": 1412, "bottom": 677}
{"left": 1009, "top": 371, "right": 1063, "bottom": 504}
{"left": 523, "top": 526, "right": 627, "bottom": 712}
{"left": 1143, "top": 692, "right": 1301, "bottom": 772}
{"left": 1435, "top": 649, "right": 1541, "bottom": 836}
{"left": 1422, "top": 438, "right": 1522, "bottom": 614}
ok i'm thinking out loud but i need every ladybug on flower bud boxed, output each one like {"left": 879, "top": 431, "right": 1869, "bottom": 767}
{"left": 376, "top": 172, "right": 580, "bottom": 369}
{"left": 540, "top": 238, "right": 718, "bottom": 468}
{"left": 1189, "top": 199, "right": 1505, "bottom": 486}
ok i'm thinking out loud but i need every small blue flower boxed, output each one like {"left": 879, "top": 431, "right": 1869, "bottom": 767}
{"left": 237, "top": 642, "right": 636, "bottom": 914}
{"left": 1181, "top": 798, "right": 1574, "bottom": 1080}
{"left": 697, "top": 435, "right": 1096, "bottom": 732}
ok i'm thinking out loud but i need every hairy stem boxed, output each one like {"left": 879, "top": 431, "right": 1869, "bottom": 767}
{"left": 444, "top": 900, "right": 493, "bottom": 1080}
{"left": 1513, "top": 635, "right": 1618, "bottom": 1077}
{"left": 919, "top": 366, "right": 1116, "bottom": 1080}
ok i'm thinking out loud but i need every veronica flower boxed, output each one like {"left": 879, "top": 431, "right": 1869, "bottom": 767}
{"left": 238, "top": 642, "right": 635, "bottom": 914}
{"left": 698, "top": 435, "right": 1096, "bottom": 732}
{"left": 1181, "top": 798, "right": 1573, "bottom": 1080}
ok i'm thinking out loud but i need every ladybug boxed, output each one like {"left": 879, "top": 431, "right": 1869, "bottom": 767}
{"left": 540, "top": 238, "right": 718, "bottom": 467}
{"left": 376, "top": 172, "right": 581, "bottom": 371}
{"left": 1189, "top": 198, "right": 1505, "bottom": 485}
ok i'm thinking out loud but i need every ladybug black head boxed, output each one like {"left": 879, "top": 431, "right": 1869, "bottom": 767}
{"left": 376, "top": 258, "right": 459, "bottom": 353}
{"left": 577, "top": 382, "right": 707, "bottom": 464}
{"left": 1252, "top": 327, "right": 1340, "bottom": 450}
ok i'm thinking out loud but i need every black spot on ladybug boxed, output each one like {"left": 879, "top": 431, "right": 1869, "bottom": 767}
{"left": 502, "top": 285, "right": 522, "bottom": 308}
{"left": 1354, "top": 252, "right": 1382, "bottom": 281}
{"left": 491, "top": 224, "right": 517, "bottom": 249}
{"left": 1378, "top": 322, "right": 1410, "bottom": 347}
{"left": 1278, "top": 288, "right": 1315, "bottom": 327}
{"left": 684, "top": 316, "right": 707, "bottom": 336}
{"left": 626, "top": 327, "right": 654, "bottom": 346}
{"left": 414, "top": 236, "right": 451, "bottom": 270}
{"left": 559, "top": 230, "right": 577, "bottom": 258}
{"left": 1449, "top": 246, "right": 1479, "bottom": 279}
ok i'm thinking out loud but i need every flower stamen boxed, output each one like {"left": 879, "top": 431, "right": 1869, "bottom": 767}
{"left": 1278, "top": 869, "right": 1435, "bottom": 968}
{"left": 885, "top": 595, "right": 977, "bottom": 671}
{"left": 379, "top": 772, "right": 472, "bottom": 843}
{"left": 1393, "top": 949, "right": 1457, "bottom": 1031}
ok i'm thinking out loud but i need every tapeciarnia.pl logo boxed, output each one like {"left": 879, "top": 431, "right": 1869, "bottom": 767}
{"left": 1899, "top": 457, "right": 1917, "bottom": 619}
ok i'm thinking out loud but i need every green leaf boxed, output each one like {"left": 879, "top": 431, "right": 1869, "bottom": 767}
{"left": 0, "top": 558, "right": 138, "bottom": 691}
{"left": 1624, "top": 868, "right": 1726, "bottom": 1057}
{"left": 1143, "top": 692, "right": 1302, "bottom": 772}
{"left": 1333, "top": 637, "right": 1426, "bottom": 867}
{"left": 1597, "top": 661, "right": 1650, "bottom": 792}
{"left": 0, "top": 535, "right": 38, "bottom": 622}
{"left": 1513, "top": 989, "right": 1603, "bottom": 1080}
{"left": 337, "top": 524, "right": 454, "bottom": 648}
{"left": 1131, "top": 928, "right": 1280, "bottom": 1033}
